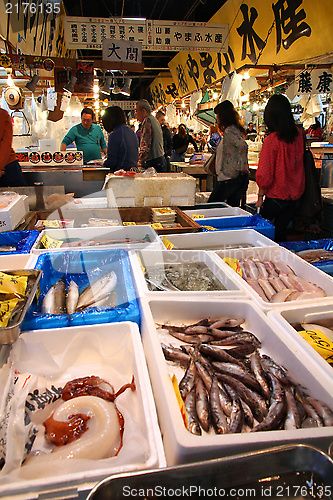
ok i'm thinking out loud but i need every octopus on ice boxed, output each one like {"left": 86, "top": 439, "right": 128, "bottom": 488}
{"left": 23, "top": 375, "right": 135, "bottom": 466}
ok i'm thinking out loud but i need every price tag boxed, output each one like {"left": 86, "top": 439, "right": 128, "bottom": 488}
{"left": 43, "top": 220, "right": 61, "bottom": 228}
{"left": 137, "top": 255, "right": 146, "bottom": 274}
{"left": 123, "top": 221, "right": 136, "bottom": 226}
{"left": 151, "top": 223, "right": 163, "bottom": 230}
{"left": 163, "top": 236, "right": 174, "bottom": 250}
{"left": 223, "top": 257, "right": 242, "bottom": 277}
{"left": 0, "top": 298, "right": 19, "bottom": 327}
{"left": 299, "top": 329, "right": 333, "bottom": 364}
{"left": 202, "top": 225, "right": 217, "bottom": 231}
{"left": 170, "top": 374, "right": 188, "bottom": 430}
{"left": 40, "top": 234, "right": 63, "bottom": 249}
{"left": 192, "top": 214, "right": 205, "bottom": 219}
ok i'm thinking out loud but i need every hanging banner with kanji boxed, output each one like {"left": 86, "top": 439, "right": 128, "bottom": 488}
{"left": 102, "top": 39, "right": 142, "bottom": 64}
{"left": 150, "top": 76, "right": 179, "bottom": 107}
{"left": 294, "top": 68, "right": 333, "bottom": 95}
{"left": 64, "top": 17, "right": 228, "bottom": 52}
{"left": 168, "top": 0, "right": 333, "bottom": 98}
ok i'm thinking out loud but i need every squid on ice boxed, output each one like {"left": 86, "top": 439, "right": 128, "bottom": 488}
{"left": 23, "top": 375, "right": 135, "bottom": 468}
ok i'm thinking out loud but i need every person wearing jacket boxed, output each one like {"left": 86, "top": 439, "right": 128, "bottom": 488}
{"left": 135, "top": 99, "right": 166, "bottom": 172}
{"left": 255, "top": 94, "right": 305, "bottom": 242}
{"left": 170, "top": 124, "right": 198, "bottom": 162}
{"left": 208, "top": 100, "right": 249, "bottom": 207}
{"left": 156, "top": 110, "right": 172, "bottom": 172}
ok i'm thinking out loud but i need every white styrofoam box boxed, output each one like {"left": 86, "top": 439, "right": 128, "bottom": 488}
{"left": 212, "top": 245, "right": 333, "bottom": 310}
{"left": 105, "top": 173, "right": 196, "bottom": 207}
{"left": 0, "top": 194, "right": 28, "bottom": 232}
{"left": 183, "top": 207, "right": 252, "bottom": 219}
{"left": 32, "top": 225, "right": 162, "bottom": 253}
{"left": 267, "top": 302, "right": 333, "bottom": 378}
{"left": 64, "top": 197, "right": 108, "bottom": 210}
{"left": 139, "top": 296, "right": 333, "bottom": 466}
{"left": 0, "top": 322, "right": 165, "bottom": 499}
{"left": 160, "top": 228, "right": 277, "bottom": 251}
{"left": 0, "top": 254, "right": 33, "bottom": 270}
{"left": 130, "top": 249, "right": 248, "bottom": 298}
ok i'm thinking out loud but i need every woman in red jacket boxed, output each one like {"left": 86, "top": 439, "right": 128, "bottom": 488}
{"left": 255, "top": 94, "right": 305, "bottom": 242}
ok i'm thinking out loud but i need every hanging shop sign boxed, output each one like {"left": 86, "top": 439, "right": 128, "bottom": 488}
{"left": 75, "top": 60, "right": 94, "bottom": 93}
{"left": 294, "top": 68, "right": 333, "bottom": 95}
{"left": 168, "top": 0, "right": 333, "bottom": 98}
{"left": 64, "top": 17, "right": 228, "bottom": 52}
{"left": 102, "top": 39, "right": 142, "bottom": 65}
{"left": 109, "top": 101, "right": 137, "bottom": 110}
{"left": 150, "top": 76, "right": 179, "bottom": 108}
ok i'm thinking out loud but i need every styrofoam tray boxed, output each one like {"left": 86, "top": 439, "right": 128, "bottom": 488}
{"left": 268, "top": 302, "right": 333, "bottom": 376}
{"left": 0, "top": 322, "right": 165, "bottom": 499}
{"left": 31, "top": 225, "right": 162, "bottom": 253}
{"left": 160, "top": 228, "right": 277, "bottom": 251}
{"left": 212, "top": 245, "right": 333, "bottom": 310}
{"left": 129, "top": 249, "right": 248, "bottom": 298}
{"left": 0, "top": 254, "right": 34, "bottom": 270}
{"left": 183, "top": 207, "right": 252, "bottom": 219}
{"left": 139, "top": 296, "right": 333, "bottom": 466}
{"left": 64, "top": 197, "right": 108, "bottom": 210}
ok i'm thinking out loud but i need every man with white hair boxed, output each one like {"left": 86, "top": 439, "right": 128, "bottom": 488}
{"left": 135, "top": 99, "right": 166, "bottom": 172}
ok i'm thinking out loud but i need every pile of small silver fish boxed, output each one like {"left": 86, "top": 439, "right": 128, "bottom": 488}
{"left": 296, "top": 248, "right": 333, "bottom": 263}
{"left": 146, "top": 263, "right": 225, "bottom": 292}
{"left": 233, "top": 258, "right": 326, "bottom": 302}
{"left": 41, "top": 270, "right": 118, "bottom": 315}
{"left": 158, "top": 317, "right": 333, "bottom": 436}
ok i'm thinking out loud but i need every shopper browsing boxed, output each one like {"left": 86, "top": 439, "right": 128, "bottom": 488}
{"left": 135, "top": 99, "right": 166, "bottom": 172}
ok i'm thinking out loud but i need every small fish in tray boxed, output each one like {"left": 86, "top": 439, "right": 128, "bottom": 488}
{"left": 41, "top": 270, "right": 118, "bottom": 315}
{"left": 145, "top": 262, "right": 226, "bottom": 292}
{"left": 157, "top": 317, "right": 333, "bottom": 436}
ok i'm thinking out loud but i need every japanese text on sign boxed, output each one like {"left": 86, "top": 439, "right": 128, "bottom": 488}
{"left": 64, "top": 17, "right": 228, "bottom": 52}
{"left": 102, "top": 39, "right": 142, "bottom": 64}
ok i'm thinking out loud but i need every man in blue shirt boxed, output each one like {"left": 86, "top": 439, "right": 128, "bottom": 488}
{"left": 60, "top": 108, "right": 107, "bottom": 164}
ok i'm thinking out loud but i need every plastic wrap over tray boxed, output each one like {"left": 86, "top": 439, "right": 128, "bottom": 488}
{"left": 0, "top": 230, "right": 39, "bottom": 255}
{"left": 22, "top": 249, "right": 140, "bottom": 331}
{"left": 0, "top": 322, "right": 165, "bottom": 499}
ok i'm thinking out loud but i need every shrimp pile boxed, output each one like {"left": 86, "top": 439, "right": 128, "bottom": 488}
{"left": 158, "top": 317, "right": 333, "bottom": 436}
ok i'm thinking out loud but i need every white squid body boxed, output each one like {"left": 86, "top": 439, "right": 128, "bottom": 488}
{"left": 25, "top": 395, "right": 120, "bottom": 465}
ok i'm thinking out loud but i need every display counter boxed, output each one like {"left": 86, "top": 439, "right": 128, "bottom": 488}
{"left": 22, "top": 165, "right": 109, "bottom": 197}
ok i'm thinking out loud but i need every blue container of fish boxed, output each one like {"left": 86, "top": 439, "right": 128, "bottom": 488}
{"left": 0, "top": 230, "right": 39, "bottom": 255}
{"left": 280, "top": 238, "right": 333, "bottom": 275}
{"left": 22, "top": 249, "right": 140, "bottom": 331}
{"left": 198, "top": 214, "right": 275, "bottom": 240}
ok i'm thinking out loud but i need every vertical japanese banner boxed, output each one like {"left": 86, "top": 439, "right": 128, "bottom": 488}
{"left": 169, "top": 0, "right": 333, "bottom": 98}
{"left": 75, "top": 60, "right": 94, "bottom": 93}
{"left": 150, "top": 76, "right": 179, "bottom": 107}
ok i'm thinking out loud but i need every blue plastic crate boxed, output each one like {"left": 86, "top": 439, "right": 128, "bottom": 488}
{"left": 0, "top": 230, "right": 39, "bottom": 255}
{"left": 280, "top": 238, "right": 333, "bottom": 274}
{"left": 198, "top": 214, "right": 275, "bottom": 240}
{"left": 22, "top": 249, "right": 140, "bottom": 331}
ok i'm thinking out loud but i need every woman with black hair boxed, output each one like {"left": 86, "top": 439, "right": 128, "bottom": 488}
{"left": 102, "top": 105, "right": 138, "bottom": 171}
{"left": 255, "top": 94, "right": 305, "bottom": 242}
{"left": 170, "top": 123, "right": 198, "bottom": 162}
{"left": 208, "top": 100, "right": 249, "bottom": 206}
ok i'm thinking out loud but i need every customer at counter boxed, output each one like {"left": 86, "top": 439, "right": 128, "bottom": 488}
{"left": 0, "top": 108, "right": 26, "bottom": 186}
{"left": 305, "top": 118, "right": 323, "bottom": 141}
{"left": 102, "top": 106, "right": 138, "bottom": 172}
{"left": 255, "top": 94, "right": 305, "bottom": 242}
{"left": 60, "top": 108, "right": 107, "bottom": 164}
{"left": 135, "top": 99, "right": 166, "bottom": 172}
{"left": 170, "top": 124, "right": 199, "bottom": 162}
{"left": 156, "top": 110, "right": 173, "bottom": 172}
{"left": 208, "top": 100, "right": 249, "bottom": 207}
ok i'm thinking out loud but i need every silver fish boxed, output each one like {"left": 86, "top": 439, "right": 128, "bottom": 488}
{"left": 250, "top": 351, "right": 270, "bottom": 399}
{"left": 179, "top": 358, "right": 197, "bottom": 400}
{"left": 161, "top": 343, "right": 190, "bottom": 367}
{"left": 66, "top": 280, "right": 79, "bottom": 314}
{"left": 284, "top": 388, "right": 301, "bottom": 430}
{"left": 76, "top": 270, "right": 117, "bottom": 311}
{"left": 195, "top": 377, "right": 211, "bottom": 432}
{"left": 41, "top": 278, "right": 66, "bottom": 315}
{"left": 228, "top": 398, "right": 244, "bottom": 433}
{"left": 185, "top": 387, "right": 201, "bottom": 435}
{"left": 212, "top": 361, "right": 262, "bottom": 393}
{"left": 251, "top": 373, "right": 286, "bottom": 432}
{"left": 209, "top": 376, "right": 228, "bottom": 434}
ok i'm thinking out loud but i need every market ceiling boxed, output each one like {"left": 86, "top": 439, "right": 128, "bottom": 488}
{"left": 61, "top": 0, "right": 228, "bottom": 101}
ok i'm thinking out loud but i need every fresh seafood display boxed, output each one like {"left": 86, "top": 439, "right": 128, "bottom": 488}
{"left": 145, "top": 262, "right": 226, "bottom": 292}
{"left": 41, "top": 270, "right": 118, "bottom": 314}
{"left": 24, "top": 375, "right": 135, "bottom": 466}
{"left": 296, "top": 248, "right": 333, "bottom": 263}
{"left": 223, "top": 257, "right": 326, "bottom": 302}
{"left": 158, "top": 317, "right": 333, "bottom": 436}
